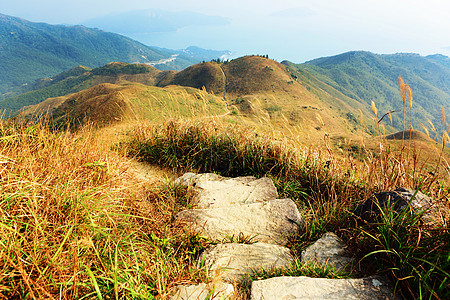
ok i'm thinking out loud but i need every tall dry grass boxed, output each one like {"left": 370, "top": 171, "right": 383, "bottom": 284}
{"left": 0, "top": 120, "right": 207, "bottom": 299}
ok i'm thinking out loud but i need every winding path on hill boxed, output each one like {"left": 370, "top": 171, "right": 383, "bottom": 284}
{"left": 213, "top": 64, "right": 232, "bottom": 118}
{"left": 217, "top": 64, "right": 227, "bottom": 101}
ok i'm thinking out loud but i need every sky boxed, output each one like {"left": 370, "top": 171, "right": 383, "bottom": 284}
{"left": 1, "top": 0, "right": 450, "bottom": 63}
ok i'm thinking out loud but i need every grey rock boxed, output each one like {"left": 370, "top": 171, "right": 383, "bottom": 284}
{"left": 251, "top": 276, "right": 397, "bottom": 300}
{"left": 175, "top": 173, "right": 222, "bottom": 187}
{"left": 355, "top": 187, "right": 439, "bottom": 223}
{"left": 170, "top": 282, "right": 235, "bottom": 300}
{"left": 177, "top": 198, "right": 305, "bottom": 244}
{"left": 170, "top": 283, "right": 209, "bottom": 300}
{"left": 301, "top": 232, "right": 354, "bottom": 272}
{"left": 200, "top": 243, "right": 294, "bottom": 282}
{"left": 175, "top": 173, "right": 279, "bottom": 209}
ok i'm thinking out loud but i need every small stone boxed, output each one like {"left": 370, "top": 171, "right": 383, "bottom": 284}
{"left": 170, "top": 283, "right": 209, "bottom": 300}
{"left": 200, "top": 243, "right": 294, "bottom": 282}
{"left": 250, "top": 276, "right": 397, "bottom": 300}
{"left": 170, "top": 282, "right": 235, "bottom": 299}
{"left": 301, "top": 232, "right": 354, "bottom": 272}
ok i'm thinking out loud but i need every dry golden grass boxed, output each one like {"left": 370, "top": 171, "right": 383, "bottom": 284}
{"left": 0, "top": 120, "right": 209, "bottom": 299}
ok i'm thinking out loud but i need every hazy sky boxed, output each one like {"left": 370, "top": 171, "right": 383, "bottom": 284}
{"left": 2, "top": 0, "right": 450, "bottom": 62}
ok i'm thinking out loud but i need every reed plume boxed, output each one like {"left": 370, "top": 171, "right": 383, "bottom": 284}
{"left": 398, "top": 76, "right": 406, "bottom": 141}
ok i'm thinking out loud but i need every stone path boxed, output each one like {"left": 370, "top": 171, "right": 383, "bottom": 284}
{"left": 170, "top": 173, "right": 397, "bottom": 299}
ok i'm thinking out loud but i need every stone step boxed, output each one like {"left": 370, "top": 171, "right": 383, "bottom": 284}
{"left": 251, "top": 276, "right": 397, "bottom": 300}
{"left": 169, "top": 282, "right": 234, "bottom": 300}
{"left": 199, "top": 242, "right": 294, "bottom": 283}
{"left": 177, "top": 198, "right": 305, "bottom": 244}
{"left": 301, "top": 232, "right": 354, "bottom": 272}
{"left": 175, "top": 173, "right": 279, "bottom": 209}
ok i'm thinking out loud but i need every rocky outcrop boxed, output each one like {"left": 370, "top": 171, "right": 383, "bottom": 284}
{"left": 175, "top": 173, "right": 279, "bottom": 209}
{"left": 177, "top": 198, "right": 304, "bottom": 244}
{"left": 170, "top": 282, "right": 235, "bottom": 300}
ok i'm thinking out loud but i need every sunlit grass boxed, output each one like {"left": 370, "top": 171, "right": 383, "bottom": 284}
{"left": 0, "top": 121, "right": 208, "bottom": 299}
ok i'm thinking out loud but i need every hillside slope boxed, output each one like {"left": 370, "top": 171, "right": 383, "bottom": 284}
{"left": 0, "top": 62, "right": 173, "bottom": 113}
{"left": 0, "top": 14, "right": 177, "bottom": 95}
{"left": 21, "top": 82, "right": 227, "bottom": 127}
{"left": 289, "top": 51, "right": 450, "bottom": 136}
{"left": 160, "top": 55, "right": 374, "bottom": 141}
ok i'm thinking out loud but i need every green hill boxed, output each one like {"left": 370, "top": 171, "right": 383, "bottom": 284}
{"left": 0, "top": 14, "right": 230, "bottom": 98}
{"left": 287, "top": 51, "right": 450, "bottom": 136}
{"left": 0, "top": 62, "right": 174, "bottom": 113}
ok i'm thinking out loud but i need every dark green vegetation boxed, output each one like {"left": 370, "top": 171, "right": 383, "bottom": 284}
{"left": 0, "top": 14, "right": 230, "bottom": 98}
{"left": 286, "top": 51, "right": 450, "bottom": 136}
{"left": 0, "top": 13, "right": 166, "bottom": 95}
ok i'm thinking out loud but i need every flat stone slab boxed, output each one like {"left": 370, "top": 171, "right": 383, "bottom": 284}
{"left": 200, "top": 243, "right": 294, "bottom": 282}
{"left": 175, "top": 173, "right": 279, "bottom": 209}
{"left": 301, "top": 232, "right": 354, "bottom": 272}
{"left": 251, "top": 276, "right": 397, "bottom": 300}
{"left": 177, "top": 198, "right": 305, "bottom": 244}
{"left": 170, "top": 282, "right": 235, "bottom": 299}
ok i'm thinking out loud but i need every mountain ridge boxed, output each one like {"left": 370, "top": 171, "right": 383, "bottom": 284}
{"left": 0, "top": 13, "right": 230, "bottom": 96}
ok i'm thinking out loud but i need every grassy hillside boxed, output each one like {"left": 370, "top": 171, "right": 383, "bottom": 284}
{"left": 21, "top": 82, "right": 227, "bottom": 129}
{"left": 289, "top": 51, "right": 450, "bottom": 137}
{"left": 6, "top": 56, "right": 375, "bottom": 146}
{"left": 157, "top": 55, "right": 376, "bottom": 143}
{"left": 0, "top": 63, "right": 170, "bottom": 113}
{"left": 9, "top": 54, "right": 450, "bottom": 149}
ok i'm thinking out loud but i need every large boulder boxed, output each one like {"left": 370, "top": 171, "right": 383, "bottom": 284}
{"left": 251, "top": 276, "right": 397, "bottom": 299}
{"left": 200, "top": 242, "right": 294, "bottom": 282}
{"left": 177, "top": 198, "right": 305, "bottom": 244}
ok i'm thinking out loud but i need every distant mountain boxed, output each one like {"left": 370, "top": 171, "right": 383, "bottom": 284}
{"left": 288, "top": 51, "right": 450, "bottom": 137}
{"left": 0, "top": 13, "right": 231, "bottom": 97}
